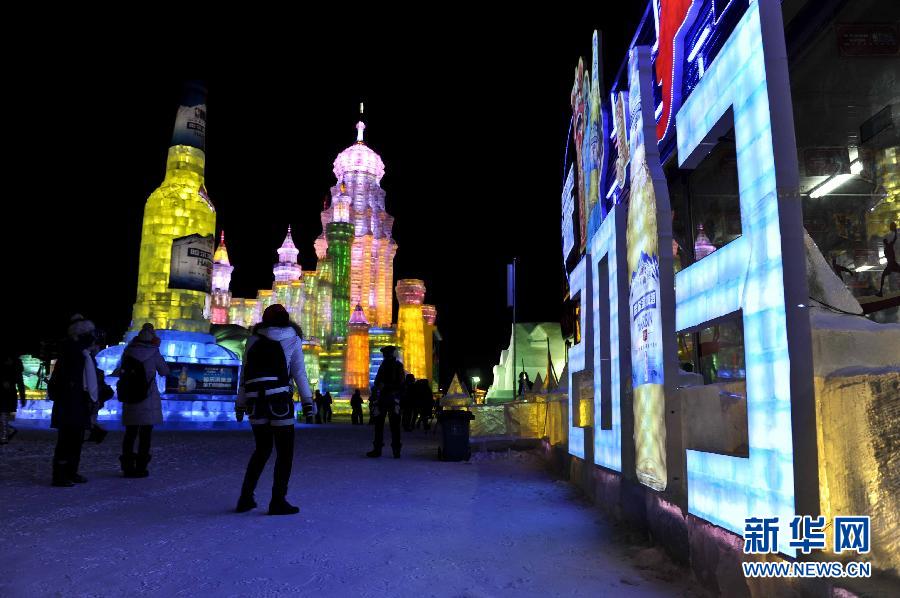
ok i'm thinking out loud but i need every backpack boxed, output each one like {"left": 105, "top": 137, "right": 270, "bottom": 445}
{"left": 117, "top": 354, "right": 150, "bottom": 404}
{"left": 243, "top": 335, "right": 290, "bottom": 404}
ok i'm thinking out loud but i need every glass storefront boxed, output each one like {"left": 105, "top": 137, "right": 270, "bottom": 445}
{"left": 788, "top": 0, "right": 899, "bottom": 321}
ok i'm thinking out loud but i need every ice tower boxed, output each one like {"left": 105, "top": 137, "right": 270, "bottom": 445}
{"left": 210, "top": 231, "right": 233, "bottom": 325}
{"left": 317, "top": 105, "right": 398, "bottom": 328}
{"left": 396, "top": 279, "right": 427, "bottom": 379}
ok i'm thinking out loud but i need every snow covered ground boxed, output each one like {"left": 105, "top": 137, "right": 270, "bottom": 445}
{"left": 1, "top": 423, "right": 704, "bottom": 597}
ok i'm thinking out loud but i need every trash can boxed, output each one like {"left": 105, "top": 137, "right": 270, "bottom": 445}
{"left": 436, "top": 409, "right": 475, "bottom": 461}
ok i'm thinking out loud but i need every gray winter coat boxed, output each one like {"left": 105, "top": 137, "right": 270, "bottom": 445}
{"left": 120, "top": 341, "right": 170, "bottom": 426}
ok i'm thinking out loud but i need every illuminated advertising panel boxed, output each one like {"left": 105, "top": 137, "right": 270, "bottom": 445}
{"left": 613, "top": 92, "right": 630, "bottom": 188}
{"left": 169, "top": 233, "right": 214, "bottom": 293}
{"left": 583, "top": 51, "right": 599, "bottom": 233}
{"left": 626, "top": 46, "right": 679, "bottom": 492}
{"left": 165, "top": 362, "right": 238, "bottom": 394}
{"left": 571, "top": 60, "right": 587, "bottom": 254}
{"left": 561, "top": 164, "right": 576, "bottom": 268}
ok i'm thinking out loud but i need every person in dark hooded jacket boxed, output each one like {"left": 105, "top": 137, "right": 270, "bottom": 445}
{"left": 400, "top": 373, "right": 416, "bottom": 432}
{"left": 0, "top": 347, "right": 27, "bottom": 444}
{"left": 414, "top": 379, "right": 434, "bottom": 430}
{"left": 235, "top": 304, "right": 315, "bottom": 515}
{"left": 367, "top": 346, "right": 405, "bottom": 458}
{"left": 116, "top": 323, "right": 169, "bottom": 478}
{"left": 349, "top": 389, "right": 364, "bottom": 425}
{"left": 48, "top": 315, "right": 98, "bottom": 486}
{"left": 323, "top": 391, "right": 333, "bottom": 423}
{"left": 314, "top": 390, "right": 324, "bottom": 424}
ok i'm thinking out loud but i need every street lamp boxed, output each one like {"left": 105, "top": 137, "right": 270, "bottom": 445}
{"left": 471, "top": 376, "right": 481, "bottom": 401}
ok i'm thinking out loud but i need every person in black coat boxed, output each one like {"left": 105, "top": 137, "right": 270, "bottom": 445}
{"left": 400, "top": 374, "right": 416, "bottom": 432}
{"left": 414, "top": 379, "right": 433, "bottom": 431}
{"left": 350, "top": 389, "right": 364, "bottom": 425}
{"left": 367, "top": 389, "right": 375, "bottom": 425}
{"left": 0, "top": 347, "right": 27, "bottom": 444}
{"left": 314, "top": 390, "right": 324, "bottom": 424}
{"left": 367, "top": 346, "right": 405, "bottom": 458}
{"left": 323, "top": 391, "right": 333, "bottom": 423}
{"left": 48, "top": 316, "right": 98, "bottom": 487}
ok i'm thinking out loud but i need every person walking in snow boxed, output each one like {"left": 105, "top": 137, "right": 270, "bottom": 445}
{"left": 235, "top": 304, "right": 315, "bottom": 515}
{"left": 323, "top": 391, "right": 333, "bottom": 423}
{"left": 367, "top": 346, "right": 405, "bottom": 458}
{"left": 115, "top": 323, "right": 169, "bottom": 478}
{"left": 400, "top": 373, "right": 416, "bottom": 432}
{"left": 48, "top": 315, "right": 98, "bottom": 486}
{"left": 314, "top": 390, "right": 324, "bottom": 424}
{"left": 414, "top": 379, "right": 433, "bottom": 431}
{"left": 349, "top": 388, "right": 364, "bottom": 425}
{"left": 0, "top": 346, "right": 27, "bottom": 445}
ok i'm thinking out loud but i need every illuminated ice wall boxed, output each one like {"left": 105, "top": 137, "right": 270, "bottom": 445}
{"left": 563, "top": 0, "right": 817, "bottom": 558}
{"left": 590, "top": 204, "right": 630, "bottom": 472}
{"left": 674, "top": 0, "right": 815, "bottom": 555}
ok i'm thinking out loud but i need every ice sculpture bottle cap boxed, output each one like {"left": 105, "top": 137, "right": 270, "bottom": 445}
{"left": 171, "top": 80, "right": 207, "bottom": 151}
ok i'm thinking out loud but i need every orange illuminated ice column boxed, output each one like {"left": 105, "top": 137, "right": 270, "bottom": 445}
{"left": 345, "top": 304, "right": 371, "bottom": 390}
{"left": 396, "top": 279, "right": 427, "bottom": 379}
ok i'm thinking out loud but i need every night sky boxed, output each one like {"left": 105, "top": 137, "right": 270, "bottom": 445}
{"left": 8, "top": 10, "right": 646, "bottom": 389}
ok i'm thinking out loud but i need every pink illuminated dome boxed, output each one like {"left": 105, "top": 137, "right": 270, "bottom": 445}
{"left": 333, "top": 120, "right": 385, "bottom": 183}
{"left": 349, "top": 304, "right": 370, "bottom": 328}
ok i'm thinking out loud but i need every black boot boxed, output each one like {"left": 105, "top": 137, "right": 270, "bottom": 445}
{"left": 268, "top": 496, "right": 299, "bottom": 515}
{"left": 87, "top": 425, "right": 108, "bottom": 444}
{"left": 134, "top": 454, "right": 151, "bottom": 478}
{"left": 120, "top": 454, "right": 137, "bottom": 477}
{"left": 52, "top": 462, "right": 74, "bottom": 487}
{"left": 392, "top": 443, "right": 402, "bottom": 459}
{"left": 236, "top": 494, "right": 257, "bottom": 513}
{"left": 366, "top": 444, "right": 382, "bottom": 458}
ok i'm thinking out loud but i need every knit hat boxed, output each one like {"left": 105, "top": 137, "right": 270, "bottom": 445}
{"left": 262, "top": 304, "right": 290, "bottom": 326}
{"left": 67, "top": 314, "right": 96, "bottom": 340}
{"left": 380, "top": 345, "right": 397, "bottom": 356}
{"left": 136, "top": 322, "right": 157, "bottom": 343}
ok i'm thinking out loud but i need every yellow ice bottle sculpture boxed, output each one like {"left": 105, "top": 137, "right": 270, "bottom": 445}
{"left": 131, "top": 81, "right": 216, "bottom": 333}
